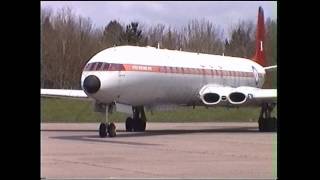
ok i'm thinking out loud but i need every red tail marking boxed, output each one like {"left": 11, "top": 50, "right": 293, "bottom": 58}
{"left": 252, "top": 7, "right": 266, "bottom": 67}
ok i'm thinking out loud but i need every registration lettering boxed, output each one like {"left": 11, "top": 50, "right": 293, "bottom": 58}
{"left": 132, "top": 65, "right": 152, "bottom": 71}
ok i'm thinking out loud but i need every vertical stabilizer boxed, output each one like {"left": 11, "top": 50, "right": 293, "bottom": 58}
{"left": 252, "top": 7, "right": 266, "bottom": 67}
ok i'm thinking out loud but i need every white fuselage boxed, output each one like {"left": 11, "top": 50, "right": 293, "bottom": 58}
{"left": 81, "top": 46, "right": 265, "bottom": 106}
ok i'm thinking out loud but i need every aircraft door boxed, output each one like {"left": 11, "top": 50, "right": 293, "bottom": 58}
{"left": 251, "top": 65, "right": 259, "bottom": 86}
{"left": 201, "top": 65, "right": 208, "bottom": 86}
{"left": 219, "top": 66, "right": 225, "bottom": 86}
{"left": 117, "top": 64, "right": 126, "bottom": 98}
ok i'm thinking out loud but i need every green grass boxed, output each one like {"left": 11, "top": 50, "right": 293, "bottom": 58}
{"left": 41, "top": 97, "right": 277, "bottom": 123}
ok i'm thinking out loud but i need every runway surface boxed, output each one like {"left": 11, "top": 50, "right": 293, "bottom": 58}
{"left": 41, "top": 122, "right": 277, "bottom": 179}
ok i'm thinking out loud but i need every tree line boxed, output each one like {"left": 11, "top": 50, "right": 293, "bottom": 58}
{"left": 41, "top": 7, "right": 277, "bottom": 89}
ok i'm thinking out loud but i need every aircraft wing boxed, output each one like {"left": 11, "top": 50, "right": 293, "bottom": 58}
{"left": 41, "top": 89, "right": 89, "bottom": 100}
{"left": 245, "top": 88, "right": 277, "bottom": 104}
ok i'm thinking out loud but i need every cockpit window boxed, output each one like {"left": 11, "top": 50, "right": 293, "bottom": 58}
{"left": 90, "top": 63, "right": 97, "bottom": 71}
{"left": 86, "top": 63, "right": 92, "bottom": 71}
{"left": 96, "top": 62, "right": 103, "bottom": 71}
{"left": 84, "top": 64, "right": 89, "bottom": 71}
{"left": 84, "top": 62, "right": 124, "bottom": 71}
{"left": 103, "top": 63, "right": 110, "bottom": 71}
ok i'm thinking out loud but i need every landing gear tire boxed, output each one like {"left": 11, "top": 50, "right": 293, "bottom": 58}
{"left": 133, "top": 118, "right": 146, "bottom": 132}
{"left": 141, "top": 121, "right": 146, "bottom": 131}
{"left": 259, "top": 117, "right": 277, "bottom": 132}
{"left": 258, "top": 103, "right": 277, "bottom": 132}
{"left": 126, "top": 117, "right": 133, "bottom": 132}
{"left": 99, "top": 123, "right": 107, "bottom": 138}
{"left": 108, "top": 122, "right": 116, "bottom": 137}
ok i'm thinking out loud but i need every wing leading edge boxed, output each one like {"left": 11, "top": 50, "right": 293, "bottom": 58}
{"left": 229, "top": 86, "right": 277, "bottom": 105}
{"left": 246, "top": 88, "right": 277, "bottom": 103}
{"left": 41, "top": 89, "right": 88, "bottom": 100}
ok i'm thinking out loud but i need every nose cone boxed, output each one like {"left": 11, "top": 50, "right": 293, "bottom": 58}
{"left": 83, "top": 75, "right": 101, "bottom": 94}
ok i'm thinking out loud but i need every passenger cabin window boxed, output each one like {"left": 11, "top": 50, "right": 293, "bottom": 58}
{"left": 166, "top": 67, "right": 170, "bottom": 73}
{"left": 160, "top": 67, "right": 166, "bottom": 73}
{"left": 172, "top": 67, "right": 177, "bottom": 73}
{"left": 205, "top": 69, "right": 210, "bottom": 75}
{"left": 185, "top": 68, "right": 189, "bottom": 74}
{"left": 177, "top": 67, "right": 181, "bottom": 74}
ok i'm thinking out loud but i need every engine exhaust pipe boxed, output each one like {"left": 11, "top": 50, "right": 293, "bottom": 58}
{"left": 203, "top": 93, "right": 220, "bottom": 105}
{"left": 228, "top": 92, "right": 247, "bottom": 104}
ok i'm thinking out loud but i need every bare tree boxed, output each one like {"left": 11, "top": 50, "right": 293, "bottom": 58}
{"left": 103, "top": 20, "right": 124, "bottom": 48}
{"left": 146, "top": 24, "right": 165, "bottom": 48}
{"left": 161, "top": 27, "right": 183, "bottom": 50}
{"left": 182, "top": 19, "right": 223, "bottom": 54}
{"left": 41, "top": 7, "right": 102, "bottom": 89}
{"left": 224, "top": 20, "right": 255, "bottom": 58}
{"left": 119, "top": 22, "right": 144, "bottom": 46}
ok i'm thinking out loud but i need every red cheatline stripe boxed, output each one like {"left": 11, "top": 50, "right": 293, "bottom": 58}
{"left": 84, "top": 62, "right": 261, "bottom": 78}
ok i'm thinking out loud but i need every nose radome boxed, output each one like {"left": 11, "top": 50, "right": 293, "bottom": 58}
{"left": 83, "top": 75, "right": 101, "bottom": 94}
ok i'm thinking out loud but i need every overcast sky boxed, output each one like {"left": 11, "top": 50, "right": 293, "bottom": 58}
{"left": 41, "top": 1, "right": 277, "bottom": 39}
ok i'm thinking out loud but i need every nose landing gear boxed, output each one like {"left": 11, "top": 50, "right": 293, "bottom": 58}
{"left": 98, "top": 103, "right": 117, "bottom": 138}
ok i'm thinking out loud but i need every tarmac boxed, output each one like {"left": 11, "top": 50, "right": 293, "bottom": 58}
{"left": 41, "top": 122, "right": 277, "bottom": 179}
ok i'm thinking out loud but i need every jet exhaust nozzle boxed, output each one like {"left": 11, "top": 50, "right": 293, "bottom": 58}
{"left": 203, "top": 93, "right": 221, "bottom": 105}
{"left": 228, "top": 92, "right": 247, "bottom": 104}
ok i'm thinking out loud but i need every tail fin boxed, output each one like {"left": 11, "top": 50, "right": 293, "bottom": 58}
{"left": 252, "top": 6, "right": 266, "bottom": 67}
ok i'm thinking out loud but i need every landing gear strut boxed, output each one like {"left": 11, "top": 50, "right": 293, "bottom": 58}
{"left": 126, "top": 106, "right": 146, "bottom": 132}
{"left": 258, "top": 103, "right": 277, "bottom": 132}
{"left": 99, "top": 103, "right": 116, "bottom": 138}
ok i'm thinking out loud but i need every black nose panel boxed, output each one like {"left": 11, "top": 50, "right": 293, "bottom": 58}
{"left": 83, "top": 75, "right": 101, "bottom": 94}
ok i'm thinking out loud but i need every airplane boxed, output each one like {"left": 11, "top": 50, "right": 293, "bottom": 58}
{"left": 41, "top": 7, "right": 277, "bottom": 137}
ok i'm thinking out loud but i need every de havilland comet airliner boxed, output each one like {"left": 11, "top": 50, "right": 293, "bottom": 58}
{"left": 41, "top": 7, "right": 277, "bottom": 137}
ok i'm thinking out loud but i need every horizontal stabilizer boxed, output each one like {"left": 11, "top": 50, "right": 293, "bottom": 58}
{"left": 264, "top": 65, "right": 277, "bottom": 71}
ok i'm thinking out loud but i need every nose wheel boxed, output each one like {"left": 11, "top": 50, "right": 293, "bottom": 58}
{"left": 99, "top": 123, "right": 107, "bottom": 137}
{"left": 98, "top": 104, "right": 116, "bottom": 138}
{"left": 108, "top": 122, "right": 116, "bottom": 137}
{"left": 99, "top": 122, "right": 117, "bottom": 137}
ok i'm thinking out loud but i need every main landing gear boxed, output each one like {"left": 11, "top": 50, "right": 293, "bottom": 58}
{"left": 99, "top": 104, "right": 116, "bottom": 138}
{"left": 125, "top": 106, "right": 147, "bottom": 132}
{"left": 258, "top": 102, "right": 277, "bottom": 132}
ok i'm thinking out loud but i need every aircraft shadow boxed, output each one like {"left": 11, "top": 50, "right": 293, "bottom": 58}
{"left": 49, "top": 126, "right": 267, "bottom": 146}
